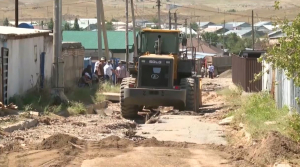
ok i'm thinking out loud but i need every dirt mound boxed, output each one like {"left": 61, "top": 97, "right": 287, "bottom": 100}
{"left": 104, "top": 122, "right": 137, "bottom": 130}
{"left": 38, "top": 133, "right": 85, "bottom": 150}
{"left": 95, "top": 136, "right": 192, "bottom": 149}
{"left": 0, "top": 141, "right": 24, "bottom": 154}
{"left": 249, "top": 131, "right": 300, "bottom": 166}
{"left": 219, "top": 69, "right": 232, "bottom": 78}
{"left": 212, "top": 131, "right": 300, "bottom": 167}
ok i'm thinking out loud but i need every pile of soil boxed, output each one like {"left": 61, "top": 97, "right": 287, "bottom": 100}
{"left": 38, "top": 133, "right": 85, "bottom": 150}
{"left": 0, "top": 141, "right": 23, "bottom": 154}
{"left": 96, "top": 136, "right": 192, "bottom": 149}
{"left": 249, "top": 131, "right": 300, "bottom": 166}
{"left": 219, "top": 69, "right": 232, "bottom": 78}
{"left": 213, "top": 131, "right": 300, "bottom": 167}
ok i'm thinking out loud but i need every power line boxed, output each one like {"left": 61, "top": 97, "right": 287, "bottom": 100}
{"left": 0, "top": 1, "right": 92, "bottom": 11}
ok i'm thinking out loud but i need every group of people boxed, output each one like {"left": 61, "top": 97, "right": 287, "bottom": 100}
{"left": 79, "top": 57, "right": 127, "bottom": 88}
{"left": 200, "top": 64, "right": 215, "bottom": 79}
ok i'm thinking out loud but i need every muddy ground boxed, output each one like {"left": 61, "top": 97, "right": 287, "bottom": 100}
{"left": 0, "top": 77, "right": 298, "bottom": 167}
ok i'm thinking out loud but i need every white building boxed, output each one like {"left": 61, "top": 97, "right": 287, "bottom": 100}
{"left": 0, "top": 26, "right": 53, "bottom": 101}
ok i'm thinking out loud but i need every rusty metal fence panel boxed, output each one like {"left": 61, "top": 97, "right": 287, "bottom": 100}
{"left": 232, "top": 55, "right": 262, "bottom": 92}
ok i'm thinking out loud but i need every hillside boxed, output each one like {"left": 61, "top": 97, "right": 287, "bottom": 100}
{"left": 0, "top": 0, "right": 299, "bottom": 24}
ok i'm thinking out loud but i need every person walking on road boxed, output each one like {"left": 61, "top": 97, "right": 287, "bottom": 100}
{"left": 209, "top": 64, "right": 214, "bottom": 79}
{"left": 116, "top": 62, "right": 126, "bottom": 84}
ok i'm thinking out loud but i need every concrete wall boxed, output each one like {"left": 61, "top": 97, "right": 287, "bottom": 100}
{"left": 62, "top": 42, "right": 85, "bottom": 89}
{"left": 6, "top": 35, "right": 53, "bottom": 99}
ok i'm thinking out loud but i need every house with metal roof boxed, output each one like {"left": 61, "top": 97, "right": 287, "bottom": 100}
{"left": 201, "top": 26, "right": 229, "bottom": 34}
{"left": 62, "top": 31, "right": 136, "bottom": 61}
{"left": 224, "top": 29, "right": 264, "bottom": 38}
{"left": 197, "top": 22, "right": 216, "bottom": 29}
{"left": 254, "top": 21, "right": 272, "bottom": 27}
{"left": 225, "top": 22, "right": 251, "bottom": 30}
{"left": 268, "top": 30, "right": 286, "bottom": 39}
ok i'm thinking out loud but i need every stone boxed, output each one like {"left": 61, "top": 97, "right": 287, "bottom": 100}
{"left": 218, "top": 116, "right": 234, "bottom": 125}
{"left": 2, "top": 119, "right": 38, "bottom": 132}
{"left": 265, "top": 121, "right": 276, "bottom": 125}
{"left": 273, "top": 163, "right": 291, "bottom": 167}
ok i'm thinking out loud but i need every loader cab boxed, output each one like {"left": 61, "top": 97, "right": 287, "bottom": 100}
{"left": 138, "top": 29, "right": 181, "bottom": 55}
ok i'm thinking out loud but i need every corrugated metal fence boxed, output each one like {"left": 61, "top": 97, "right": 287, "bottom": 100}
{"left": 232, "top": 55, "right": 262, "bottom": 92}
{"left": 262, "top": 62, "right": 300, "bottom": 112}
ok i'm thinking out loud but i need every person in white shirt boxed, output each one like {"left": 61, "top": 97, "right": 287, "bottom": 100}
{"left": 103, "top": 60, "right": 114, "bottom": 83}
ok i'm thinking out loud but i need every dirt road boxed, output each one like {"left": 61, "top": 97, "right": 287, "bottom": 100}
{"left": 0, "top": 78, "right": 236, "bottom": 167}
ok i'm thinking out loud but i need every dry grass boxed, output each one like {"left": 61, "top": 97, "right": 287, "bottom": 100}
{"left": 0, "top": 0, "right": 299, "bottom": 24}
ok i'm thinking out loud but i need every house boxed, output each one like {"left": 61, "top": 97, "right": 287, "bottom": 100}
{"left": 135, "top": 19, "right": 149, "bottom": 27}
{"left": 254, "top": 21, "right": 272, "bottom": 27}
{"left": 201, "top": 26, "right": 229, "bottom": 34}
{"left": 225, "top": 22, "right": 251, "bottom": 30}
{"left": 268, "top": 30, "right": 286, "bottom": 39}
{"left": 185, "top": 38, "right": 224, "bottom": 56}
{"left": 197, "top": 22, "right": 215, "bottom": 29}
{"left": 179, "top": 27, "right": 197, "bottom": 35}
{"left": 256, "top": 25, "right": 278, "bottom": 34}
{"left": 0, "top": 26, "right": 53, "bottom": 101}
{"left": 62, "top": 31, "right": 136, "bottom": 61}
{"left": 67, "top": 18, "right": 98, "bottom": 29}
{"left": 224, "top": 29, "right": 264, "bottom": 38}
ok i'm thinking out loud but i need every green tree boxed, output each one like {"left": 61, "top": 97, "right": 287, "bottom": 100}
{"left": 3, "top": 18, "right": 9, "bottom": 26}
{"left": 48, "top": 18, "right": 54, "bottom": 30}
{"left": 64, "top": 22, "right": 71, "bottom": 30}
{"left": 111, "top": 18, "right": 118, "bottom": 22}
{"left": 151, "top": 17, "right": 158, "bottom": 23}
{"left": 73, "top": 18, "right": 80, "bottom": 31}
{"left": 190, "top": 22, "right": 199, "bottom": 31}
{"left": 257, "top": 1, "right": 300, "bottom": 86}
{"left": 223, "top": 33, "right": 246, "bottom": 54}
{"left": 106, "top": 21, "right": 115, "bottom": 30}
{"left": 201, "top": 32, "right": 220, "bottom": 46}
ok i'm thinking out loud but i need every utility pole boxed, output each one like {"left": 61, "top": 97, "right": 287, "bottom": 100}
{"left": 130, "top": 0, "right": 138, "bottom": 58}
{"left": 125, "top": 0, "right": 129, "bottom": 68}
{"left": 189, "top": 23, "right": 193, "bottom": 47}
{"left": 96, "top": 0, "right": 103, "bottom": 59}
{"left": 15, "top": 0, "right": 18, "bottom": 27}
{"left": 223, "top": 20, "right": 225, "bottom": 52}
{"left": 168, "top": 10, "right": 171, "bottom": 30}
{"left": 157, "top": 0, "right": 161, "bottom": 28}
{"left": 174, "top": 12, "right": 177, "bottom": 30}
{"left": 99, "top": 0, "right": 109, "bottom": 60}
{"left": 185, "top": 19, "right": 187, "bottom": 37}
{"left": 252, "top": 10, "right": 255, "bottom": 51}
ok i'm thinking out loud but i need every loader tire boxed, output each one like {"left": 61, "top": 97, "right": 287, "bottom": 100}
{"left": 180, "top": 78, "right": 195, "bottom": 111}
{"left": 120, "top": 77, "right": 139, "bottom": 119}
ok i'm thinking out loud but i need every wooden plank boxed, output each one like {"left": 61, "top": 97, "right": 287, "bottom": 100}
{"left": 102, "top": 92, "right": 120, "bottom": 101}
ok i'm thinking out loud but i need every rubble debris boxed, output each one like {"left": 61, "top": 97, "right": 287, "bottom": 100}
{"left": 0, "top": 102, "right": 19, "bottom": 115}
{"left": 71, "top": 122, "right": 87, "bottom": 127}
{"left": 218, "top": 116, "right": 234, "bottom": 125}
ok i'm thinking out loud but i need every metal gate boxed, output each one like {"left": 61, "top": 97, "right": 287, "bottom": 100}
{"left": 1, "top": 47, "right": 9, "bottom": 105}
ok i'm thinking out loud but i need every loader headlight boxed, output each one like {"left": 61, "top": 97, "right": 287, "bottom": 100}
{"left": 141, "top": 60, "right": 145, "bottom": 63}
{"left": 166, "top": 61, "right": 170, "bottom": 64}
